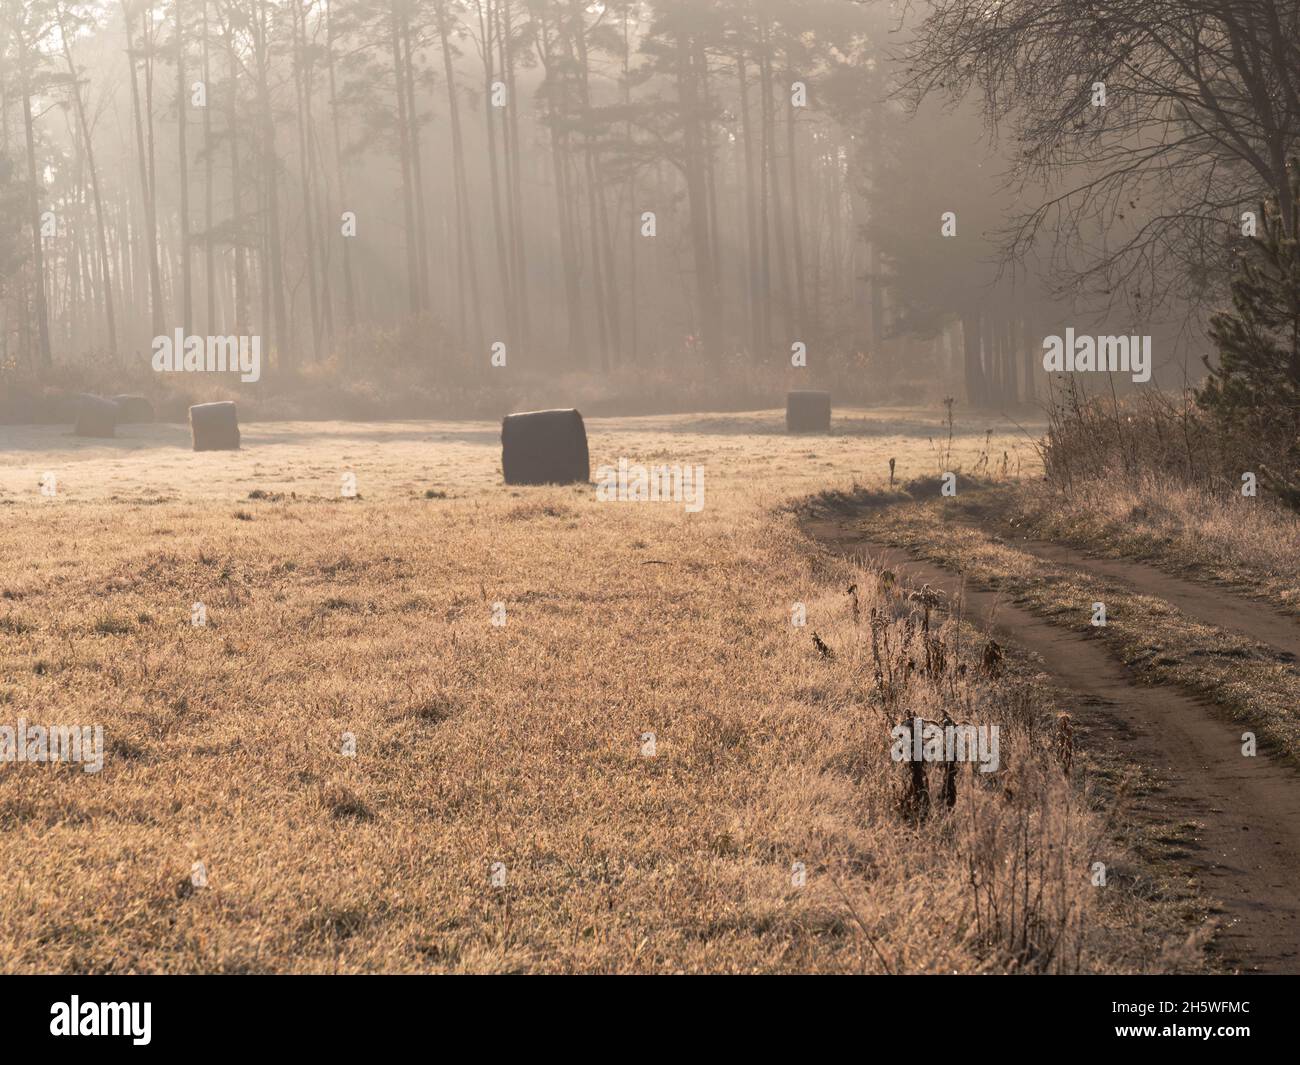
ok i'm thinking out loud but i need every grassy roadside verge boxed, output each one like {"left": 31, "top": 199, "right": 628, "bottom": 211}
{"left": 1010, "top": 477, "right": 1300, "bottom": 616}
{"left": 832, "top": 484, "right": 1300, "bottom": 767}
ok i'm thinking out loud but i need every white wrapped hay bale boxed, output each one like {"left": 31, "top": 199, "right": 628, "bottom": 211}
{"left": 189, "top": 401, "right": 240, "bottom": 451}
{"left": 501, "top": 408, "right": 589, "bottom": 485}
{"left": 786, "top": 390, "right": 831, "bottom": 433}
{"left": 112, "top": 394, "right": 155, "bottom": 423}
{"left": 74, "top": 394, "right": 119, "bottom": 438}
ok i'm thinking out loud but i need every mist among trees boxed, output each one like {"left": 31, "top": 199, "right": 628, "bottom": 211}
{"left": 2, "top": 0, "right": 1297, "bottom": 412}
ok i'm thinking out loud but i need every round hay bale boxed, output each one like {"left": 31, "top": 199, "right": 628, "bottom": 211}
{"left": 786, "top": 390, "right": 831, "bottom": 433}
{"left": 74, "top": 395, "right": 119, "bottom": 438}
{"left": 189, "top": 401, "right": 240, "bottom": 451}
{"left": 112, "top": 394, "right": 155, "bottom": 423}
{"left": 501, "top": 408, "right": 589, "bottom": 485}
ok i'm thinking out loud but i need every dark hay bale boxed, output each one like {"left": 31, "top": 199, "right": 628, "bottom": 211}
{"left": 112, "top": 394, "right": 155, "bottom": 423}
{"left": 786, "top": 390, "right": 831, "bottom": 432}
{"left": 501, "top": 408, "right": 589, "bottom": 485}
{"left": 74, "top": 395, "right": 119, "bottom": 438}
{"left": 189, "top": 401, "right": 240, "bottom": 451}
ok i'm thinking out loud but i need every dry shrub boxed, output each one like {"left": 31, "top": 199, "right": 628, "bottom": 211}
{"left": 1034, "top": 379, "right": 1300, "bottom": 599}
{"left": 780, "top": 563, "right": 1159, "bottom": 973}
{"left": 1041, "top": 376, "right": 1296, "bottom": 506}
{"left": 1039, "top": 381, "right": 1237, "bottom": 493}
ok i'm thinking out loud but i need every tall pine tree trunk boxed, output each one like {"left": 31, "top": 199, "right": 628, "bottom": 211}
{"left": 501, "top": 0, "right": 530, "bottom": 352}
{"left": 676, "top": 29, "right": 719, "bottom": 361}
{"left": 56, "top": 4, "right": 117, "bottom": 356}
{"left": 325, "top": 0, "right": 355, "bottom": 333}
{"left": 201, "top": 0, "right": 215, "bottom": 332}
{"left": 292, "top": 0, "right": 322, "bottom": 358}
{"left": 123, "top": 4, "right": 164, "bottom": 338}
{"left": 434, "top": 0, "right": 484, "bottom": 351}
{"left": 476, "top": 0, "right": 515, "bottom": 351}
{"left": 390, "top": 2, "right": 420, "bottom": 318}
{"left": 737, "top": 50, "right": 761, "bottom": 356}
{"left": 401, "top": 14, "right": 430, "bottom": 311}
{"left": 20, "top": 79, "right": 52, "bottom": 367}
{"left": 176, "top": 0, "right": 192, "bottom": 334}
{"left": 255, "top": 0, "right": 288, "bottom": 370}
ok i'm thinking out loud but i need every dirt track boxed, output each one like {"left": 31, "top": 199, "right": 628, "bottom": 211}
{"left": 806, "top": 515, "right": 1300, "bottom": 974}
{"left": 997, "top": 532, "right": 1300, "bottom": 663}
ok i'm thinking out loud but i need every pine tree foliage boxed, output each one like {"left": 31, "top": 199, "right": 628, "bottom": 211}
{"left": 1201, "top": 163, "right": 1300, "bottom": 508}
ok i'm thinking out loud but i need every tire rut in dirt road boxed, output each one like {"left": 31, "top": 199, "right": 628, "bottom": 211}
{"left": 992, "top": 530, "right": 1300, "bottom": 663}
{"left": 807, "top": 517, "right": 1300, "bottom": 974}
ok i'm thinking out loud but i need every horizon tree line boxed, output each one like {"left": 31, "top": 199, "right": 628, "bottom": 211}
{"left": 3, "top": 0, "right": 1291, "bottom": 406}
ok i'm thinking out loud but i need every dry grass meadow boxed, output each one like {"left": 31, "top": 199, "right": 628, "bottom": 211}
{"left": 0, "top": 408, "right": 1197, "bottom": 973}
